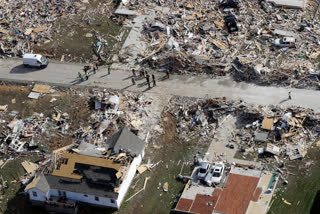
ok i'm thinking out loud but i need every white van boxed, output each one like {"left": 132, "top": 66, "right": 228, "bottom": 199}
{"left": 23, "top": 54, "right": 49, "bottom": 68}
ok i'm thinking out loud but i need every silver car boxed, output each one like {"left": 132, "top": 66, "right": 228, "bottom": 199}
{"left": 197, "top": 162, "right": 210, "bottom": 180}
{"left": 273, "top": 37, "right": 296, "bottom": 48}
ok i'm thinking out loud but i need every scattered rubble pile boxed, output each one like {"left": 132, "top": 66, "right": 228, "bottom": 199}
{"left": 72, "top": 89, "right": 157, "bottom": 144}
{"left": 0, "top": 87, "right": 158, "bottom": 155}
{"left": 0, "top": 107, "right": 70, "bottom": 153}
{"left": 0, "top": 0, "right": 116, "bottom": 60}
{"left": 123, "top": 0, "right": 320, "bottom": 89}
{"left": 234, "top": 106, "right": 320, "bottom": 162}
{"left": 0, "top": 0, "right": 83, "bottom": 57}
{"left": 166, "top": 96, "right": 320, "bottom": 163}
{"left": 165, "top": 97, "right": 231, "bottom": 143}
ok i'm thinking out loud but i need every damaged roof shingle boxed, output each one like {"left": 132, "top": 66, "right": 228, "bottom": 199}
{"left": 108, "top": 127, "right": 146, "bottom": 157}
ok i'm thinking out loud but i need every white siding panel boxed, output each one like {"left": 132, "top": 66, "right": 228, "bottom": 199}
{"left": 48, "top": 189, "right": 117, "bottom": 208}
{"left": 117, "top": 155, "right": 142, "bottom": 206}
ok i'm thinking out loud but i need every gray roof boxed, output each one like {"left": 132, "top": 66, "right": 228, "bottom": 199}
{"left": 255, "top": 131, "right": 269, "bottom": 142}
{"left": 108, "top": 127, "right": 146, "bottom": 157}
{"left": 35, "top": 174, "right": 50, "bottom": 193}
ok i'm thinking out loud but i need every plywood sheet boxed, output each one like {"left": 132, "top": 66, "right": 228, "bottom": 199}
{"left": 261, "top": 116, "right": 274, "bottom": 130}
{"left": 21, "top": 161, "right": 38, "bottom": 174}
{"left": 32, "top": 84, "right": 51, "bottom": 93}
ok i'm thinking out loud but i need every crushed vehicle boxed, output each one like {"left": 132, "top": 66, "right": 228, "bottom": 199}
{"left": 225, "top": 14, "right": 238, "bottom": 33}
{"left": 220, "top": 0, "right": 239, "bottom": 9}
{"left": 273, "top": 37, "right": 296, "bottom": 48}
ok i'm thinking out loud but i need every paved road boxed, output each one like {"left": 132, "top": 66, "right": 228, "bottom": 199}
{"left": 0, "top": 58, "right": 320, "bottom": 112}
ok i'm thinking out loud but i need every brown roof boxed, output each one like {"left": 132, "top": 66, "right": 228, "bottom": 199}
{"left": 190, "top": 188, "right": 222, "bottom": 214}
{"left": 214, "top": 174, "right": 260, "bottom": 214}
{"left": 176, "top": 198, "right": 193, "bottom": 212}
{"left": 175, "top": 188, "right": 222, "bottom": 214}
{"left": 252, "top": 188, "right": 262, "bottom": 202}
{"left": 52, "top": 153, "right": 121, "bottom": 179}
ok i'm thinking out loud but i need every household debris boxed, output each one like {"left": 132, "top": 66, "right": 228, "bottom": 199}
{"left": 0, "top": 0, "right": 88, "bottom": 57}
{"left": 119, "top": 0, "right": 320, "bottom": 89}
{"left": 165, "top": 96, "right": 320, "bottom": 165}
{"left": 0, "top": 0, "right": 124, "bottom": 63}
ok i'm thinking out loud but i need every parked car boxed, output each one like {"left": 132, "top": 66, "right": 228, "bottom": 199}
{"left": 273, "top": 37, "right": 296, "bottom": 48}
{"left": 224, "top": 15, "right": 238, "bottom": 33}
{"left": 23, "top": 54, "right": 48, "bottom": 68}
{"left": 197, "top": 162, "right": 210, "bottom": 180}
{"left": 211, "top": 162, "right": 225, "bottom": 184}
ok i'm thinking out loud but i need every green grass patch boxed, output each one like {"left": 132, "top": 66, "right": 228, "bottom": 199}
{"left": 268, "top": 147, "right": 320, "bottom": 214}
{"left": 0, "top": 155, "right": 42, "bottom": 213}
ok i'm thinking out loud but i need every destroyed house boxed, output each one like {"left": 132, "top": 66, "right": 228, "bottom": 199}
{"left": 25, "top": 128, "right": 146, "bottom": 211}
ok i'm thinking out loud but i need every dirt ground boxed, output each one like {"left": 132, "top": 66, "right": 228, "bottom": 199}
{"left": 34, "top": 0, "right": 129, "bottom": 63}
{"left": 0, "top": 85, "right": 91, "bottom": 149}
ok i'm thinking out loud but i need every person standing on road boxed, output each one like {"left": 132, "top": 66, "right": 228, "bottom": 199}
{"left": 85, "top": 73, "right": 89, "bottom": 80}
{"left": 166, "top": 70, "right": 170, "bottom": 79}
{"left": 288, "top": 91, "right": 292, "bottom": 100}
{"left": 78, "top": 72, "right": 83, "bottom": 81}
{"left": 108, "top": 66, "right": 111, "bottom": 75}
{"left": 132, "top": 69, "right": 136, "bottom": 77}
{"left": 152, "top": 74, "right": 156, "bottom": 86}
{"left": 131, "top": 77, "right": 136, "bottom": 85}
{"left": 146, "top": 74, "right": 150, "bottom": 83}
{"left": 95, "top": 62, "right": 99, "bottom": 71}
{"left": 83, "top": 66, "right": 88, "bottom": 73}
{"left": 146, "top": 74, "right": 151, "bottom": 89}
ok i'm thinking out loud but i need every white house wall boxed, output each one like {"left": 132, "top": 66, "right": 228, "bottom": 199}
{"left": 117, "top": 154, "right": 142, "bottom": 206}
{"left": 28, "top": 188, "right": 47, "bottom": 202}
{"left": 48, "top": 189, "right": 118, "bottom": 208}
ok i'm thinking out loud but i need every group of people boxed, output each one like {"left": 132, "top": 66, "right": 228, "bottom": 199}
{"left": 131, "top": 69, "right": 158, "bottom": 89}
{"left": 77, "top": 64, "right": 170, "bottom": 90}
{"left": 78, "top": 62, "right": 99, "bottom": 81}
